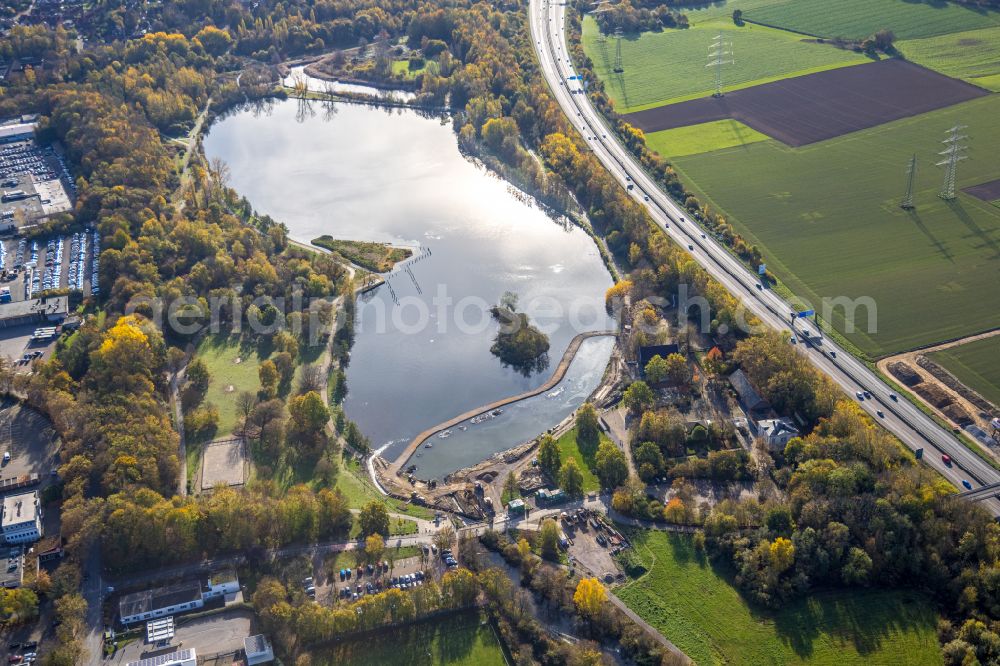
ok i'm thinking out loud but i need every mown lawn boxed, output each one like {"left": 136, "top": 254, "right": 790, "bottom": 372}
{"left": 307, "top": 611, "right": 506, "bottom": 666}
{"left": 583, "top": 15, "right": 868, "bottom": 113}
{"left": 898, "top": 26, "right": 1000, "bottom": 91}
{"left": 194, "top": 333, "right": 265, "bottom": 436}
{"left": 335, "top": 456, "right": 436, "bottom": 519}
{"left": 743, "top": 0, "right": 1000, "bottom": 40}
{"left": 644, "top": 119, "right": 770, "bottom": 158}
{"left": 670, "top": 94, "right": 1000, "bottom": 358}
{"left": 929, "top": 335, "right": 1000, "bottom": 408}
{"left": 392, "top": 58, "right": 427, "bottom": 79}
{"left": 554, "top": 426, "right": 607, "bottom": 493}
{"left": 617, "top": 530, "right": 942, "bottom": 665}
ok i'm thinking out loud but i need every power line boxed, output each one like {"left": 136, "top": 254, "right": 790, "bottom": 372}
{"left": 613, "top": 26, "right": 624, "bottom": 73}
{"left": 936, "top": 124, "right": 968, "bottom": 201}
{"left": 706, "top": 31, "right": 734, "bottom": 97}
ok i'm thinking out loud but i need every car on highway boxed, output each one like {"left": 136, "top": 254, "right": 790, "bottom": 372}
{"left": 829, "top": 351, "right": 836, "bottom": 358}
{"left": 889, "top": 393, "right": 898, "bottom": 401}
{"left": 856, "top": 391, "right": 864, "bottom": 400}
{"left": 701, "top": 233, "right": 706, "bottom": 239}
{"left": 756, "top": 284, "right": 762, "bottom": 290}
{"left": 643, "top": 195, "right": 649, "bottom": 201}
{"left": 962, "top": 480, "right": 973, "bottom": 490}
{"left": 688, "top": 244, "right": 693, "bottom": 250}
{"left": 942, "top": 454, "right": 952, "bottom": 465}
{"left": 877, "top": 410, "right": 884, "bottom": 418}
{"left": 863, "top": 391, "right": 872, "bottom": 399}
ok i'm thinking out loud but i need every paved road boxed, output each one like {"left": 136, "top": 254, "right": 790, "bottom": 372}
{"left": 529, "top": 0, "right": 1000, "bottom": 517}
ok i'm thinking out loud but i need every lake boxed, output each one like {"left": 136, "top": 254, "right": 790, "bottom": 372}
{"left": 204, "top": 97, "right": 614, "bottom": 478}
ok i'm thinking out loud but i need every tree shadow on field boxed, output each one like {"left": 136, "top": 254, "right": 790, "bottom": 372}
{"left": 906, "top": 208, "right": 954, "bottom": 262}
{"left": 947, "top": 198, "right": 1000, "bottom": 259}
{"left": 771, "top": 588, "right": 933, "bottom": 660}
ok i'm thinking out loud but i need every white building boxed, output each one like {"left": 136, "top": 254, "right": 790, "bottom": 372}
{"left": 245, "top": 635, "right": 274, "bottom": 665}
{"left": 0, "top": 122, "right": 36, "bottom": 144}
{"left": 1, "top": 492, "right": 42, "bottom": 544}
{"left": 119, "top": 570, "right": 240, "bottom": 625}
{"left": 126, "top": 648, "right": 196, "bottom": 666}
{"left": 756, "top": 418, "right": 800, "bottom": 451}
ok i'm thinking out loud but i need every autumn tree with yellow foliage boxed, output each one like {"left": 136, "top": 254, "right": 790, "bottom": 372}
{"left": 573, "top": 577, "right": 608, "bottom": 619}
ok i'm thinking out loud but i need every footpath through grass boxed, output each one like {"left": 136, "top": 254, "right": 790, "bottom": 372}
{"left": 671, "top": 94, "right": 1000, "bottom": 357}
{"left": 583, "top": 15, "right": 868, "bottom": 113}
{"left": 306, "top": 611, "right": 506, "bottom": 666}
{"left": 898, "top": 26, "right": 1000, "bottom": 91}
{"left": 743, "top": 0, "right": 1000, "bottom": 40}
{"left": 616, "top": 530, "right": 942, "bottom": 665}
{"left": 929, "top": 335, "right": 1000, "bottom": 408}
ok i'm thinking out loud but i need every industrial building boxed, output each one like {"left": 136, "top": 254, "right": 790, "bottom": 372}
{"left": 125, "top": 648, "right": 197, "bottom": 666}
{"left": 0, "top": 122, "right": 35, "bottom": 145}
{"left": 0, "top": 296, "right": 68, "bottom": 329}
{"left": 119, "top": 569, "right": 241, "bottom": 625}
{"left": 1, "top": 491, "right": 42, "bottom": 544}
{"left": 244, "top": 635, "right": 275, "bottom": 665}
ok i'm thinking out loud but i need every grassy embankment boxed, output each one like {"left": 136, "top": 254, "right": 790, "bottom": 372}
{"left": 312, "top": 235, "right": 412, "bottom": 273}
{"left": 306, "top": 611, "right": 506, "bottom": 666}
{"left": 617, "top": 530, "right": 942, "bottom": 665}
{"left": 929, "top": 335, "right": 1000, "bottom": 408}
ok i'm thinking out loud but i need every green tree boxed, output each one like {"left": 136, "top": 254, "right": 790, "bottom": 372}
{"left": 623, "top": 380, "right": 654, "bottom": 413}
{"left": 288, "top": 391, "right": 330, "bottom": 447}
{"left": 365, "top": 533, "right": 385, "bottom": 564}
{"left": 644, "top": 355, "right": 669, "bottom": 383}
{"left": 537, "top": 434, "right": 561, "bottom": 481}
{"left": 577, "top": 403, "right": 600, "bottom": 452}
{"left": 594, "top": 441, "right": 628, "bottom": 490}
{"left": 358, "top": 500, "right": 390, "bottom": 537}
{"left": 539, "top": 518, "right": 560, "bottom": 560}
{"left": 634, "top": 441, "right": 664, "bottom": 482}
{"left": 560, "top": 458, "right": 585, "bottom": 497}
{"left": 502, "top": 471, "right": 519, "bottom": 503}
{"left": 663, "top": 353, "right": 691, "bottom": 386}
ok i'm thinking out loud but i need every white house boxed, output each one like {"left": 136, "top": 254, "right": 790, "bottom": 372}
{"left": 1, "top": 491, "right": 42, "bottom": 544}
{"left": 756, "top": 418, "right": 800, "bottom": 451}
{"left": 203, "top": 568, "right": 240, "bottom": 600}
{"left": 245, "top": 635, "right": 275, "bottom": 665}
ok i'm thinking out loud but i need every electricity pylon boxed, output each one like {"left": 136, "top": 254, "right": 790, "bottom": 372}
{"left": 900, "top": 154, "right": 917, "bottom": 210}
{"left": 936, "top": 124, "right": 968, "bottom": 201}
{"left": 707, "top": 31, "right": 734, "bottom": 97}
{"left": 613, "top": 26, "right": 624, "bottom": 72}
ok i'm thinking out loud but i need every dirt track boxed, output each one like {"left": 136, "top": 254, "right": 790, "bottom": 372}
{"left": 624, "top": 59, "right": 988, "bottom": 147}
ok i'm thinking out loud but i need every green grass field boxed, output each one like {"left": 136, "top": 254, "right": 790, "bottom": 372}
{"left": 644, "top": 119, "right": 770, "bottom": 158}
{"left": 898, "top": 26, "right": 1000, "bottom": 91}
{"left": 307, "top": 611, "right": 506, "bottom": 666}
{"left": 194, "top": 333, "right": 266, "bottom": 436}
{"left": 583, "top": 16, "right": 869, "bottom": 113}
{"left": 335, "top": 457, "right": 436, "bottom": 519}
{"left": 670, "top": 94, "right": 1000, "bottom": 357}
{"left": 554, "top": 426, "right": 609, "bottom": 493}
{"left": 743, "top": 0, "right": 1000, "bottom": 40}
{"left": 392, "top": 59, "right": 428, "bottom": 79}
{"left": 617, "top": 530, "right": 942, "bottom": 665}
{"left": 929, "top": 335, "right": 1000, "bottom": 408}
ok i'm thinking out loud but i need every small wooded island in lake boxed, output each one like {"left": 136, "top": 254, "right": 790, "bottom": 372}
{"left": 490, "top": 292, "right": 550, "bottom": 374}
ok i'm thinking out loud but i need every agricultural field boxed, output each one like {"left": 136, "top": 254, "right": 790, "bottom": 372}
{"left": 898, "top": 26, "right": 1000, "bottom": 91}
{"left": 582, "top": 15, "right": 869, "bottom": 113}
{"left": 928, "top": 335, "right": 1000, "bottom": 408}
{"left": 307, "top": 611, "right": 506, "bottom": 666}
{"left": 742, "top": 0, "right": 1000, "bottom": 41}
{"left": 625, "top": 59, "right": 985, "bottom": 147}
{"left": 616, "top": 530, "right": 942, "bottom": 665}
{"left": 554, "top": 425, "right": 606, "bottom": 493}
{"left": 669, "top": 94, "right": 1000, "bottom": 357}
{"left": 644, "top": 119, "right": 769, "bottom": 158}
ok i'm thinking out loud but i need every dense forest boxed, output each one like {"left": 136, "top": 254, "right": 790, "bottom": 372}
{"left": 0, "top": 0, "right": 997, "bottom": 663}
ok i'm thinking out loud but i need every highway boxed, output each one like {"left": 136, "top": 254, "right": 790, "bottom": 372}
{"left": 528, "top": 0, "right": 1000, "bottom": 517}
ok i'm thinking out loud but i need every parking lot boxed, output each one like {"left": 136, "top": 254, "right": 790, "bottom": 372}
{"left": 0, "top": 138, "right": 75, "bottom": 227}
{"left": 561, "top": 509, "right": 623, "bottom": 580}
{"left": 314, "top": 546, "right": 445, "bottom": 606}
{"left": 0, "top": 398, "right": 59, "bottom": 482}
{"left": 105, "top": 608, "right": 253, "bottom": 665}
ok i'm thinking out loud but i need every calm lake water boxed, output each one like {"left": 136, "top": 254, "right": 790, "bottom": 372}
{"left": 205, "top": 98, "right": 614, "bottom": 478}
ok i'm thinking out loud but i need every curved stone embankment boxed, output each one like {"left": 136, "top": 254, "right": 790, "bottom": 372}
{"left": 388, "top": 329, "right": 617, "bottom": 476}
